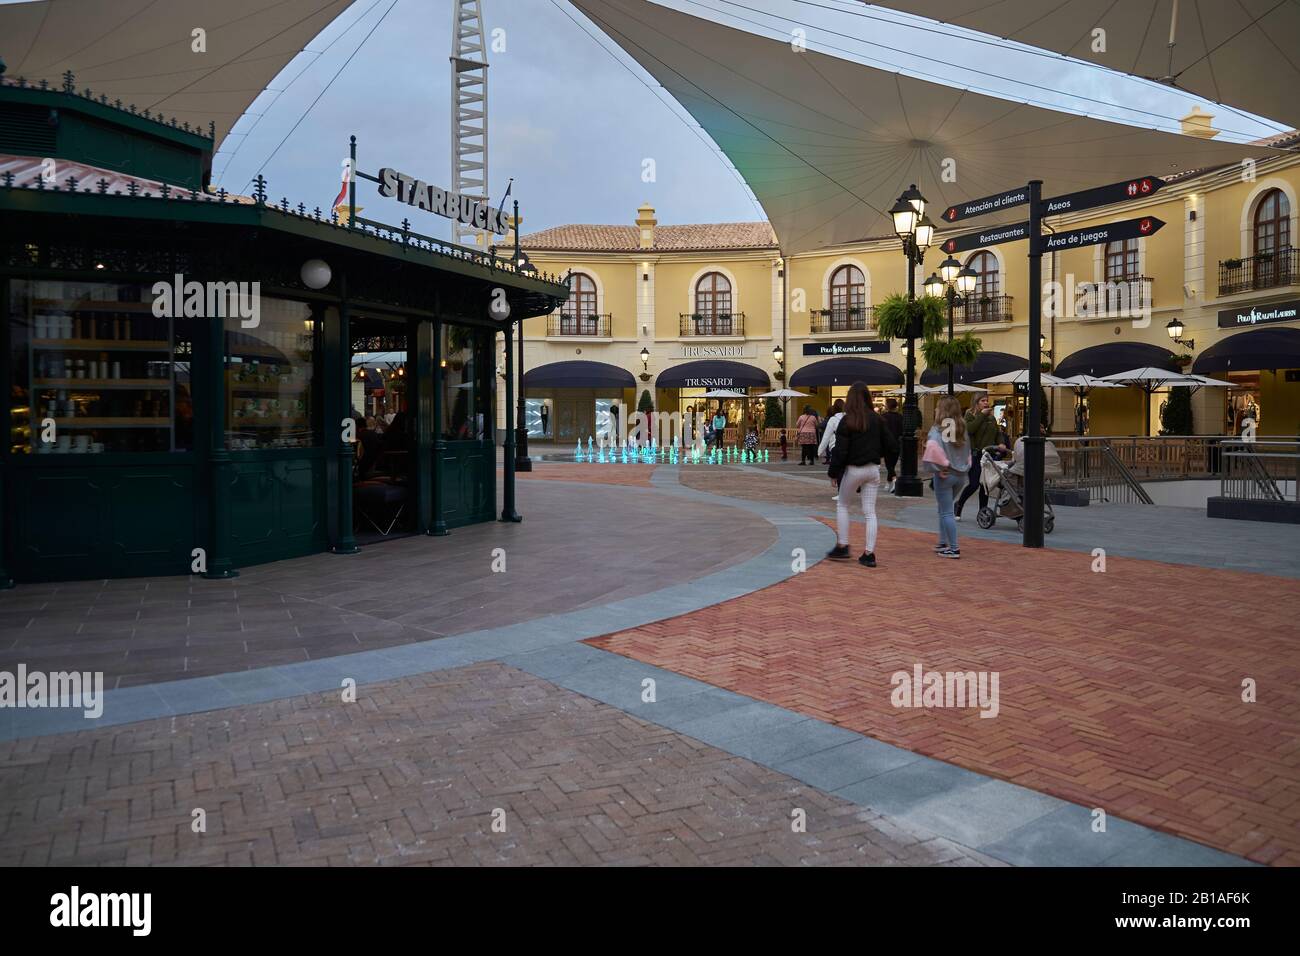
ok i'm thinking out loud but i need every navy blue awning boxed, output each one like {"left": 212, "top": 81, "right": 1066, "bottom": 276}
{"left": 1054, "top": 342, "right": 1179, "bottom": 378}
{"left": 790, "top": 357, "right": 903, "bottom": 387}
{"left": 523, "top": 360, "right": 635, "bottom": 389}
{"left": 920, "top": 350, "right": 1026, "bottom": 386}
{"left": 656, "top": 360, "right": 770, "bottom": 389}
{"left": 1193, "top": 327, "right": 1300, "bottom": 373}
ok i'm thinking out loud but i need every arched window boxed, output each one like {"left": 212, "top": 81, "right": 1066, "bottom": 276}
{"left": 966, "top": 251, "right": 1000, "bottom": 322}
{"left": 563, "top": 272, "right": 597, "bottom": 334}
{"left": 1253, "top": 189, "right": 1292, "bottom": 289}
{"left": 694, "top": 272, "right": 733, "bottom": 334}
{"left": 1104, "top": 239, "right": 1139, "bottom": 281}
{"left": 829, "top": 265, "right": 866, "bottom": 330}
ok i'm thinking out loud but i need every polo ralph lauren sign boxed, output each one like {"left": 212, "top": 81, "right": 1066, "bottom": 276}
{"left": 1218, "top": 300, "right": 1300, "bottom": 328}
{"left": 802, "top": 340, "right": 891, "bottom": 356}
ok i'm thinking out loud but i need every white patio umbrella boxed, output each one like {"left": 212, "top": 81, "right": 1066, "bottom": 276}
{"left": 756, "top": 388, "right": 810, "bottom": 398}
{"left": 882, "top": 384, "right": 941, "bottom": 395}
{"left": 1100, "top": 367, "right": 1194, "bottom": 435}
{"left": 1059, "top": 375, "right": 1124, "bottom": 436}
{"left": 1170, "top": 373, "right": 1236, "bottom": 391}
{"left": 975, "top": 370, "right": 1070, "bottom": 387}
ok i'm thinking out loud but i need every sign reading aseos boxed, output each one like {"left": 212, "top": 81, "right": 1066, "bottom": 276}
{"left": 376, "top": 166, "right": 511, "bottom": 235}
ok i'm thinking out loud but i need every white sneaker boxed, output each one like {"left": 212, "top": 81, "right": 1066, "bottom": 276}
{"left": 954, "top": 513, "right": 962, "bottom": 522}
{"left": 831, "top": 495, "right": 839, "bottom": 501}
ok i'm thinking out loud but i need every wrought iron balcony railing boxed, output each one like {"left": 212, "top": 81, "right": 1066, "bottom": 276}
{"left": 547, "top": 313, "right": 612, "bottom": 336}
{"left": 1074, "top": 276, "right": 1152, "bottom": 318}
{"left": 679, "top": 312, "right": 745, "bottom": 336}
{"left": 810, "top": 306, "right": 874, "bottom": 333}
{"left": 954, "top": 294, "right": 1013, "bottom": 324}
{"left": 1218, "top": 248, "right": 1299, "bottom": 296}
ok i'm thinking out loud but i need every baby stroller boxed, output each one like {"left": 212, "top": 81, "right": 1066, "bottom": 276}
{"left": 974, "top": 438, "right": 1062, "bottom": 534}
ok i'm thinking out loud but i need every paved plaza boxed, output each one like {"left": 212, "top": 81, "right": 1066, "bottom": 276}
{"left": 0, "top": 458, "right": 1296, "bottom": 867}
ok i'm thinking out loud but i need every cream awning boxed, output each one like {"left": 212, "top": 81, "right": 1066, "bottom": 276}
{"left": 866, "top": 0, "right": 1300, "bottom": 132}
{"left": 0, "top": 0, "right": 358, "bottom": 147}
{"left": 570, "top": 0, "right": 1287, "bottom": 254}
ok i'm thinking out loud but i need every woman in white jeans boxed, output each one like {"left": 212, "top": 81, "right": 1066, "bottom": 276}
{"left": 826, "top": 382, "right": 898, "bottom": 568}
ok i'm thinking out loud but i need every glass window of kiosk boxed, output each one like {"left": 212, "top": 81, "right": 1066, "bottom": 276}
{"left": 224, "top": 297, "right": 321, "bottom": 450}
{"left": 441, "top": 323, "right": 494, "bottom": 441}
{"left": 8, "top": 278, "right": 196, "bottom": 455}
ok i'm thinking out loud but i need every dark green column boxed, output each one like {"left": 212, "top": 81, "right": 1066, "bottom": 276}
{"left": 430, "top": 319, "right": 448, "bottom": 535}
{"left": 416, "top": 319, "right": 434, "bottom": 533}
{"left": 204, "top": 307, "right": 238, "bottom": 578}
{"left": 500, "top": 322, "right": 520, "bottom": 522}
{"left": 333, "top": 273, "right": 360, "bottom": 554}
{"left": 0, "top": 278, "right": 13, "bottom": 589}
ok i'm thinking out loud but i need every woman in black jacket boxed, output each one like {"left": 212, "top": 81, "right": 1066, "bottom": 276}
{"left": 826, "top": 381, "right": 898, "bottom": 567}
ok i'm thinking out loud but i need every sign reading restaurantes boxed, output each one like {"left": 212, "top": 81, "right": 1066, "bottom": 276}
{"left": 376, "top": 166, "right": 511, "bottom": 235}
{"left": 802, "top": 341, "right": 890, "bottom": 356}
{"left": 1218, "top": 300, "right": 1300, "bottom": 328}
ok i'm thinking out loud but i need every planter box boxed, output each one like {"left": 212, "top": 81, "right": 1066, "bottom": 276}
{"left": 1207, "top": 497, "right": 1300, "bottom": 524}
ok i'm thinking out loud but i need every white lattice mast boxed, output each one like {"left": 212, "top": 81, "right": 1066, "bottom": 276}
{"left": 450, "top": 0, "right": 489, "bottom": 248}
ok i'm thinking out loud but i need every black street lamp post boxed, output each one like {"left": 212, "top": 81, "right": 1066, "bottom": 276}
{"left": 925, "top": 257, "right": 978, "bottom": 395}
{"left": 512, "top": 199, "right": 533, "bottom": 472}
{"left": 889, "top": 185, "right": 932, "bottom": 498}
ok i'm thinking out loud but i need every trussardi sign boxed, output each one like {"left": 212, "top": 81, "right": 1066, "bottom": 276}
{"left": 677, "top": 345, "right": 754, "bottom": 358}
{"left": 1217, "top": 300, "right": 1300, "bottom": 328}
{"left": 376, "top": 167, "right": 511, "bottom": 234}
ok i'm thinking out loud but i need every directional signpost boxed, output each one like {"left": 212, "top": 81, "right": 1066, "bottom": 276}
{"left": 1038, "top": 175, "right": 1163, "bottom": 217}
{"left": 935, "top": 174, "right": 1168, "bottom": 548}
{"left": 1037, "top": 216, "right": 1165, "bottom": 253}
{"left": 942, "top": 186, "right": 1031, "bottom": 224}
{"left": 940, "top": 221, "right": 1031, "bottom": 256}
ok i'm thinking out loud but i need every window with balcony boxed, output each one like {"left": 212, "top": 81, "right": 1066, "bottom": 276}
{"left": 1220, "top": 189, "right": 1297, "bottom": 295}
{"left": 691, "top": 272, "right": 736, "bottom": 335}
{"left": 553, "top": 272, "right": 602, "bottom": 336}
{"left": 1253, "top": 188, "right": 1293, "bottom": 289}
{"left": 817, "top": 264, "right": 868, "bottom": 331}
{"left": 960, "top": 251, "right": 1007, "bottom": 323}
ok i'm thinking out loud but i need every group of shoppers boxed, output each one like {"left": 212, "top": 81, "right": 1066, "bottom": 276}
{"left": 823, "top": 382, "right": 1012, "bottom": 565}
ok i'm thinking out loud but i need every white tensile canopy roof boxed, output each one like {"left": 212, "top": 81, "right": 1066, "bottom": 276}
{"left": 570, "top": 0, "right": 1286, "bottom": 254}
{"left": 865, "top": 0, "right": 1300, "bottom": 132}
{"left": 0, "top": 0, "right": 358, "bottom": 147}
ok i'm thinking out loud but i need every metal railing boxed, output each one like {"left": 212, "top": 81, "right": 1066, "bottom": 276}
{"left": 1048, "top": 439, "right": 1154, "bottom": 504}
{"left": 1051, "top": 435, "right": 1241, "bottom": 480}
{"left": 1075, "top": 276, "right": 1152, "bottom": 318}
{"left": 954, "top": 294, "right": 1013, "bottom": 324}
{"left": 548, "top": 313, "right": 611, "bottom": 336}
{"left": 1219, "top": 440, "right": 1299, "bottom": 502}
{"left": 810, "top": 306, "right": 874, "bottom": 333}
{"left": 679, "top": 312, "right": 745, "bottom": 336}
{"left": 1218, "top": 248, "right": 1299, "bottom": 295}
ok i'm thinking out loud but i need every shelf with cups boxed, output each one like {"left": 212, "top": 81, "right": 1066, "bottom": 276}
{"left": 32, "top": 339, "right": 171, "bottom": 352}
{"left": 50, "top": 417, "right": 170, "bottom": 428}
{"left": 33, "top": 300, "right": 158, "bottom": 313}
{"left": 35, "top": 378, "right": 168, "bottom": 389}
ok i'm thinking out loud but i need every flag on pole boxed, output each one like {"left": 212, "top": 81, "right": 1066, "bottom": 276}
{"left": 496, "top": 177, "right": 513, "bottom": 218}
{"left": 332, "top": 160, "right": 351, "bottom": 216}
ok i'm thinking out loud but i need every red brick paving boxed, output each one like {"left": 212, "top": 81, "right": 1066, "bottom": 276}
{"left": 588, "top": 520, "right": 1300, "bottom": 865}
{"left": 0, "top": 664, "right": 994, "bottom": 866}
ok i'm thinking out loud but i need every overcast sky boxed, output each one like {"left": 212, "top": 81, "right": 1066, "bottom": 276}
{"left": 19, "top": 0, "right": 1286, "bottom": 239}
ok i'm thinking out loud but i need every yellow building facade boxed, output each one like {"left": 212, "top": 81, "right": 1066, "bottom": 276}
{"left": 516, "top": 134, "right": 1300, "bottom": 444}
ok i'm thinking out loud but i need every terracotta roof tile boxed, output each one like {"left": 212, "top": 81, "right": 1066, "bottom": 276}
{"left": 522, "top": 221, "right": 777, "bottom": 252}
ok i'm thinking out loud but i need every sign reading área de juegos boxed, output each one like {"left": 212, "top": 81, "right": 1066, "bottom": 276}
{"left": 376, "top": 166, "right": 511, "bottom": 235}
